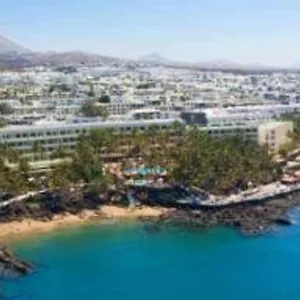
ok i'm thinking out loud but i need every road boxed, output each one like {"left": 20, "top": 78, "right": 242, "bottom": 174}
{"left": 0, "top": 189, "right": 48, "bottom": 208}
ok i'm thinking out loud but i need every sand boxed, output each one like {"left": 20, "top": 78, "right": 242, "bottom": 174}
{"left": 0, "top": 205, "right": 169, "bottom": 243}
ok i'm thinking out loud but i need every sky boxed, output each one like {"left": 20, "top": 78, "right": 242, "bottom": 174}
{"left": 1, "top": 0, "right": 300, "bottom": 66}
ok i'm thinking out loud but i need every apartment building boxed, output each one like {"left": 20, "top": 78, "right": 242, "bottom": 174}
{"left": 0, "top": 117, "right": 292, "bottom": 157}
{"left": 0, "top": 118, "right": 178, "bottom": 154}
{"left": 258, "top": 122, "right": 293, "bottom": 152}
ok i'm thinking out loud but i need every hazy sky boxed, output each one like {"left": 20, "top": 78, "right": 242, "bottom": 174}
{"left": 1, "top": 0, "right": 300, "bottom": 65}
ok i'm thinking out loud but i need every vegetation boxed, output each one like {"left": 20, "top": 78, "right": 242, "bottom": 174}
{"left": 0, "top": 103, "right": 14, "bottom": 115}
{"left": 48, "top": 126, "right": 278, "bottom": 195}
{"left": 278, "top": 113, "right": 300, "bottom": 156}
{"left": 0, "top": 125, "right": 279, "bottom": 199}
{"left": 49, "top": 146, "right": 69, "bottom": 160}
{"left": 98, "top": 95, "right": 110, "bottom": 104}
{"left": 80, "top": 101, "right": 109, "bottom": 118}
{"left": 87, "top": 83, "right": 95, "bottom": 97}
{"left": 48, "top": 84, "right": 71, "bottom": 94}
{"left": 49, "top": 130, "right": 114, "bottom": 197}
{"left": 281, "top": 113, "right": 300, "bottom": 135}
{"left": 0, "top": 146, "right": 32, "bottom": 195}
{"left": 0, "top": 117, "right": 7, "bottom": 128}
{"left": 31, "top": 141, "right": 45, "bottom": 161}
{"left": 54, "top": 66, "right": 77, "bottom": 74}
{"left": 171, "top": 129, "right": 278, "bottom": 194}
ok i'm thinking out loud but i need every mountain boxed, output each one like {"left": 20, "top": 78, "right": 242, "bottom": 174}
{"left": 0, "top": 34, "right": 30, "bottom": 54}
{"left": 23, "top": 51, "right": 120, "bottom": 66}
{"left": 0, "top": 34, "right": 294, "bottom": 72}
{"left": 138, "top": 55, "right": 262, "bottom": 70}
{"left": 0, "top": 50, "right": 123, "bottom": 70}
{"left": 139, "top": 53, "right": 170, "bottom": 63}
{"left": 0, "top": 35, "right": 122, "bottom": 69}
{"left": 0, "top": 53, "right": 31, "bottom": 69}
{"left": 195, "top": 59, "right": 268, "bottom": 70}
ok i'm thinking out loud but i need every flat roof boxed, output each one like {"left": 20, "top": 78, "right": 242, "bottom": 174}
{"left": 258, "top": 121, "right": 293, "bottom": 129}
{"left": 0, "top": 118, "right": 180, "bottom": 133}
{"left": 186, "top": 104, "right": 300, "bottom": 118}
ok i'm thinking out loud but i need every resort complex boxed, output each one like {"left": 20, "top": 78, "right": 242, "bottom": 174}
{"left": 0, "top": 113, "right": 293, "bottom": 155}
{"left": 0, "top": 60, "right": 300, "bottom": 208}
{"left": 0, "top": 64, "right": 297, "bottom": 158}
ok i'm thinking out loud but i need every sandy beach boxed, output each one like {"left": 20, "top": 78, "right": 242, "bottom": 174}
{"left": 0, "top": 205, "right": 169, "bottom": 243}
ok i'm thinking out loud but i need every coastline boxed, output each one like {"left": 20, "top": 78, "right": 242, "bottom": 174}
{"left": 2, "top": 187, "right": 300, "bottom": 244}
{"left": 0, "top": 205, "right": 169, "bottom": 243}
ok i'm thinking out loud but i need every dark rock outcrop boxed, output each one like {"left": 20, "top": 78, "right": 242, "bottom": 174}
{"left": 274, "top": 217, "right": 293, "bottom": 226}
{"left": 0, "top": 186, "right": 300, "bottom": 237}
{"left": 157, "top": 191, "right": 300, "bottom": 236}
{"left": 0, "top": 246, "right": 34, "bottom": 279}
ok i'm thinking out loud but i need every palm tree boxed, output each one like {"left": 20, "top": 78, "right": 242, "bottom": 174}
{"left": 32, "top": 141, "right": 44, "bottom": 161}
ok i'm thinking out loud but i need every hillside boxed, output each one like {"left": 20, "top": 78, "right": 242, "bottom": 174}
{"left": 0, "top": 35, "right": 30, "bottom": 54}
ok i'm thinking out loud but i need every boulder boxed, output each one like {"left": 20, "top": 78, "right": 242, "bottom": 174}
{"left": 275, "top": 217, "right": 293, "bottom": 226}
{"left": 0, "top": 246, "right": 34, "bottom": 279}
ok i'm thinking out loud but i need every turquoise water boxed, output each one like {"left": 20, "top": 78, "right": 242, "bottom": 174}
{"left": 3, "top": 221, "right": 300, "bottom": 300}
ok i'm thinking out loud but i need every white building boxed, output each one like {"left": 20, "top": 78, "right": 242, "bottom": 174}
{"left": 0, "top": 118, "right": 179, "bottom": 154}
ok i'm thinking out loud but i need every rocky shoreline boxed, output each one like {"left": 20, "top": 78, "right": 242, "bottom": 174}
{"left": 153, "top": 191, "right": 300, "bottom": 235}
{"left": 0, "top": 189, "right": 299, "bottom": 283}
{"left": 0, "top": 188, "right": 300, "bottom": 237}
{"left": 0, "top": 247, "right": 33, "bottom": 279}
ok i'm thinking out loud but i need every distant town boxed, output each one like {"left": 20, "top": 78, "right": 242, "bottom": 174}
{"left": 1, "top": 34, "right": 300, "bottom": 209}
{"left": 0, "top": 49, "right": 297, "bottom": 157}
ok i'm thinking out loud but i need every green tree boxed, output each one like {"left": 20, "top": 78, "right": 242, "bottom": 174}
{"left": 87, "top": 83, "right": 95, "bottom": 97}
{"left": 80, "top": 101, "right": 109, "bottom": 119}
{"left": 32, "top": 141, "right": 45, "bottom": 161}
{"left": 50, "top": 146, "right": 69, "bottom": 159}
{"left": 98, "top": 95, "right": 110, "bottom": 103}
{"left": 0, "top": 103, "right": 14, "bottom": 115}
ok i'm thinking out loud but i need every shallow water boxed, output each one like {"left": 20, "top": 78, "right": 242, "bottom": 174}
{"left": 2, "top": 221, "right": 300, "bottom": 300}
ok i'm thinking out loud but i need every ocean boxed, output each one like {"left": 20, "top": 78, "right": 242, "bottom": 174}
{"left": 2, "top": 219, "right": 300, "bottom": 300}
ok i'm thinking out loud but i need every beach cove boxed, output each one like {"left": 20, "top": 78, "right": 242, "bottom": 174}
{"left": 1, "top": 187, "right": 300, "bottom": 244}
{"left": 0, "top": 205, "right": 169, "bottom": 243}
